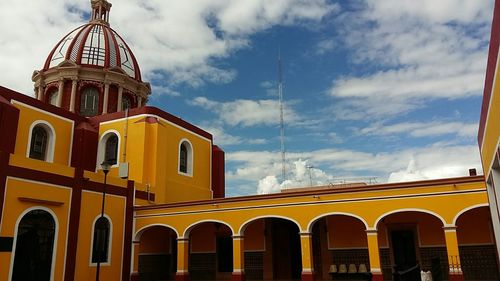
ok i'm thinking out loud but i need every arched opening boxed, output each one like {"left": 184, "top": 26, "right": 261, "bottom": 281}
{"left": 122, "top": 95, "right": 131, "bottom": 111}
{"left": 80, "top": 87, "right": 100, "bottom": 116}
{"left": 309, "top": 215, "right": 369, "bottom": 281}
{"left": 179, "top": 140, "right": 193, "bottom": 175}
{"left": 187, "top": 221, "right": 233, "bottom": 281}
{"left": 29, "top": 125, "right": 49, "bottom": 160}
{"left": 241, "top": 217, "right": 302, "bottom": 280}
{"left": 138, "top": 226, "right": 178, "bottom": 281}
{"left": 377, "top": 211, "right": 446, "bottom": 281}
{"left": 456, "top": 206, "right": 499, "bottom": 280}
{"left": 91, "top": 216, "right": 111, "bottom": 264}
{"left": 47, "top": 88, "right": 58, "bottom": 106}
{"left": 104, "top": 134, "right": 118, "bottom": 165}
{"left": 12, "top": 209, "right": 56, "bottom": 281}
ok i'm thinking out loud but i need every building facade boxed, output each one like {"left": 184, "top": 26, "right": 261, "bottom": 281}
{"left": 0, "top": 1, "right": 498, "bottom": 281}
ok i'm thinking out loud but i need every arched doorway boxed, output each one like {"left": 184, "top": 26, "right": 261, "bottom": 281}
{"left": 12, "top": 209, "right": 56, "bottom": 281}
{"left": 137, "top": 225, "right": 178, "bottom": 281}
{"left": 310, "top": 215, "right": 369, "bottom": 281}
{"left": 241, "top": 217, "right": 302, "bottom": 280}
{"left": 456, "top": 206, "right": 499, "bottom": 280}
{"left": 377, "top": 211, "right": 446, "bottom": 281}
{"left": 187, "top": 221, "right": 233, "bottom": 280}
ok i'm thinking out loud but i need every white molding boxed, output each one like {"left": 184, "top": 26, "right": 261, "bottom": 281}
{"left": 183, "top": 219, "right": 234, "bottom": 238}
{"left": 11, "top": 100, "right": 74, "bottom": 123}
{"left": 452, "top": 203, "right": 490, "bottom": 225}
{"left": 134, "top": 224, "right": 180, "bottom": 241}
{"left": 480, "top": 47, "right": 500, "bottom": 151}
{"left": 26, "top": 120, "right": 56, "bottom": 163}
{"left": 89, "top": 214, "right": 113, "bottom": 267}
{"left": 373, "top": 208, "right": 447, "bottom": 229}
{"left": 8, "top": 207, "right": 59, "bottom": 281}
{"left": 237, "top": 215, "right": 302, "bottom": 236}
{"left": 307, "top": 212, "right": 369, "bottom": 232}
{"left": 96, "top": 129, "right": 121, "bottom": 171}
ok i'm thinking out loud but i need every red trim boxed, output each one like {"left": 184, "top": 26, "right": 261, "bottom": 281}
{"left": 90, "top": 106, "right": 213, "bottom": 141}
{"left": 212, "top": 145, "right": 225, "bottom": 198}
{"left": 64, "top": 168, "right": 84, "bottom": 281}
{"left": 301, "top": 271, "right": 314, "bottom": 281}
{"left": 76, "top": 24, "right": 94, "bottom": 64}
{"left": 478, "top": 0, "right": 500, "bottom": 147}
{"left": 110, "top": 26, "right": 142, "bottom": 81}
{"left": 0, "top": 94, "right": 20, "bottom": 154}
{"left": 135, "top": 190, "right": 155, "bottom": 201}
{"left": 175, "top": 272, "right": 190, "bottom": 281}
{"left": 0, "top": 151, "right": 10, "bottom": 227}
{"left": 135, "top": 175, "right": 485, "bottom": 211}
{"left": 122, "top": 180, "right": 135, "bottom": 281}
{"left": 108, "top": 27, "right": 121, "bottom": 66}
{"left": 372, "top": 272, "right": 384, "bottom": 281}
{"left": 102, "top": 25, "right": 111, "bottom": 68}
{"left": 43, "top": 24, "right": 85, "bottom": 69}
{"left": 232, "top": 272, "right": 245, "bottom": 281}
{"left": 448, "top": 273, "right": 465, "bottom": 281}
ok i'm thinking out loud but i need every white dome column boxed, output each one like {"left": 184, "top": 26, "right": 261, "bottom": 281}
{"left": 56, "top": 79, "right": 64, "bottom": 107}
{"left": 103, "top": 83, "right": 110, "bottom": 114}
{"left": 70, "top": 79, "right": 78, "bottom": 112}
{"left": 117, "top": 86, "right": 123, "bottom": 111}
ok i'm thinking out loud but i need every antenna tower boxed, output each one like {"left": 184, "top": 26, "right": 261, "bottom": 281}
{"left": 278, "top": 51, "right": 286, "bottom": 184}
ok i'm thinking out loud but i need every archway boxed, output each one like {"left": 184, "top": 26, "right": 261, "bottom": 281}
{"left": 187, "top": 221, "right": 233, "bottom": 280}
{"left": 310, "top": 214, "right": 369, "bottom": 281}
{"left": 12, "top": 209, "right": 56, "bottom": 281}
{"left": 376, "top": 211, "right": 446, "bottom": 281}
{"left": 137, "top": 225, "right": 178, "bottom": 281}
{"left": 241, "top": 217, "right": 302, "bottom": 280}
{"left": 456, "top": 206, "right": 499, "bottom": 280}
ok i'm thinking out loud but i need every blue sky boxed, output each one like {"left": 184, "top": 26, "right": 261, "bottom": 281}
{"left": 0, "top": 0, "right": 494, "bottom": 196}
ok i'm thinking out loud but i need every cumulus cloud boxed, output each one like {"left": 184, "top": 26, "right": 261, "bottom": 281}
{"left": 0, "top": 0, "right": 337, "bottom": 94}
{"left": 190, "top": 96, "right": 301, "bottom": 127}
{"left": 227, "top": 143, "right": 483, "bottom": 195}
{"left": 329, "top": 0, "right": 493, "bottom": 119}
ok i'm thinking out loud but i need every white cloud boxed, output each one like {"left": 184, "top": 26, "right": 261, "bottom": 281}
{"left": 196, "top": 124, "right": 267, "bottom": 146}
{"left": 0, "top": 0, "right": 337, "bottom": 94}
{"left": 316, "top": 39, "right": 335, "bottom": 55}
{"left": 227, "top": 143, "right": 483, "bottom": 194}
{"left": 190, "top": 96, "right": 301, "bottom": 127}
{"left": 329, "top": 0, "right": 492, "bottom": 119}
{"left": 358, "top": 121, "right": 478, "bottom": 138}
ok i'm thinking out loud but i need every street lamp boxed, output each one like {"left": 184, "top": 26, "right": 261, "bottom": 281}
{"left": 95, "top": 161, "right": 111, "bottom": 281}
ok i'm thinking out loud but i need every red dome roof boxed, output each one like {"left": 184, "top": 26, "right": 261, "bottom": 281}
{"left": 44, "top": 22, "right": 143, "bottom": 81}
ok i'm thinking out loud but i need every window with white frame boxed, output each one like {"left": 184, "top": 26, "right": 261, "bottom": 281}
{"left": 80, "top": 87, "right": 99, "bottom": 117}
{"left": 179, "top": 140, "right": 193, "bottom": 175}
{"left": 28, "top": 122, "right": 55, "bottom": 162}
{"left": 97, "top": 131, "right": 120, "bottom": 168}
{"left": 47, "top": 89, "right": 58, "bottom": 106}
{"left": 91, "top": 216, "right": 110, "bottom": 263}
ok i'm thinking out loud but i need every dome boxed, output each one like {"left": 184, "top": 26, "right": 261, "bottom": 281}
{"left": 44, "top": 23, "right": 142, "bottom": 81}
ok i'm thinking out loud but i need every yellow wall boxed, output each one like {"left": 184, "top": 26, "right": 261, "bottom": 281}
{"left": 12, "top": 100, "right": 74, "bottom": 166}
{"left": 481, "top": 59, "right": 500, "bottom": 177}
{"left": 74, "top": 190, "right": 126, "bottom": 281}
{"left": 0, "top": 177, "right": 71, "bottom": 281}
{"left": 98, "top": 115, "right": 213, "bottom": 204}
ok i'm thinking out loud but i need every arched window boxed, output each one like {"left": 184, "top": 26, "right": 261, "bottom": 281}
{"left": 122, "top": 95, "right": 131, "bottom": 111}
{"left": 104, "top": 134, "right": 118, "bottom": 165}
{"left": 29, "top": 125, "right": 48, "bottom": 160}
{"left": 80, "top": 87, "right": 99, "bottom": 117}
{"left": 179, "top": 140, "right": 193, "bottom": 175}
{"left": 91, "top": 216, "right": 110, "bottom": 263}
{"left": 12, "top": 209, "right": 56, "bottom": 281}
{"left": 47, "top": 89, "right": 58, "bottom": 106}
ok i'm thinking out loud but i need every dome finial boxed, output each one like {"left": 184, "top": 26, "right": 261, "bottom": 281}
{"left": 90, "top": 0, "right": 112, "bottom": 25}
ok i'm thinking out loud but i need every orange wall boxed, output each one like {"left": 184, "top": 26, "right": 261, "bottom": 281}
{"left": 457, "top": 207, "right": 493, "bottom": 244}
{"left": 140, "top": 226, "right": 173, "bottom": 254}
{"left": 327, "top": 216, "right": 367, "bottom": 248}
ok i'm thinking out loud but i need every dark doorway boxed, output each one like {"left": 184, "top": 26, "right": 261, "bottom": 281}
{"left": 12, "top": 209, "right": 55, "bottom": 281}
{"left": 391, "top": 230, "right": 417, "bottom": 271}
{"left": 272, "top": 219, "right": 302, "bottom": 280}
{"left": 217, "top": 236, "right": 233, "bottom": 272}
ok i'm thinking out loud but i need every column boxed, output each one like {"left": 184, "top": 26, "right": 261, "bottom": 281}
{"left": 69, "top": 79, "right": 77, "bottom": 112}
{"left": 138, "top": 96, "right": 143, "bottom": 107}
{"left": 117, "top": 86, "right": 123, "bottom": 111}
{"left": 130, "top": 241, "right": 140, "bottom": 281}
{"left": 103, "top": 83, "right": 110, "bottom": 114}
{"left": 176, "top": 237, "right": 190, "bottom": 281}
{"left": 57, "top": 79, "right": 64, "bottom": 107}
{"left": 232, "top": 235, "right": 245, "bottom": 281}
{"left": 37, "top": 82, "right": 44, "bottom": 101}
{"left": 444, "top": 226, "right": 464, "bottom": 281}
{"left": 300, "top": 232, "right": 314, "bottom": 281}
{"left": 366, "top": 230, "right": 383, "bottom": 281}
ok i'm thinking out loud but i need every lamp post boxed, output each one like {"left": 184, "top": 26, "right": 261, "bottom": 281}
{"left": 95, "top": 161, "right": 111, "bottom": 281}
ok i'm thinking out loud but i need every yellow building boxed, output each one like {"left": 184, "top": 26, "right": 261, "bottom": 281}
{"left": 479, "top": 0, "right": 500, "bottom": 268}
{"left": 0, "top": 1, "right": 498, "bottom": 281}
